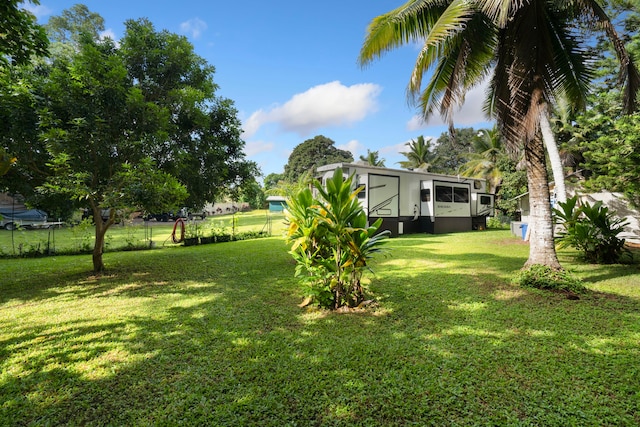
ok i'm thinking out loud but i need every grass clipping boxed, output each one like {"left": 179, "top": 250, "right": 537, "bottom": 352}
{"left": 512, "top": 264, "right": 587, "bottom": 296}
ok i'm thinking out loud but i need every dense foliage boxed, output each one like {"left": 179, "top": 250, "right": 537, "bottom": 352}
{"left": 495, "top": 158, "right": 528, "bottom": 218}
{"left": 553, "top": 0, "right": 640, "bottom": 203}
{"left": 430, "top": 128, "right": 476, "bottom": 174}
{"left": 283, "top": 135, "right": 353, "bottom": 182}
{"left": 0, "top": 8, "right": 258, "bottom": 272}
{"left": 579, "top": 113, "right": 640, "bottom": 207}
{"left": 285, "top": 168, "right": 389, "bottom": 309}
{"left": 554, "top": 196, "right": 631, "bottom": 264}
{"left": 0, "top": 0, "right": 48, "bottom": 65}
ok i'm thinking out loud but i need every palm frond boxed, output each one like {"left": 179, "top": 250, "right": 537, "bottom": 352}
{"left": 414, "top": 11, "right": 496, "bottom": 122}
{"left": 478, "top": 0, "right": 515, "bottom": 27}
{"left": 358, "top": 0, "right": 445, "bottom": 67}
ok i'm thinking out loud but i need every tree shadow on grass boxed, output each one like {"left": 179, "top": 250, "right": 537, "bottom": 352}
{"left": 4, "top": 272, "right": 639, "bottom": 425}
{"left": 0, "top": 238, "right": 292, "bottom": 304}
{"left": 2, "top": 234, "right": 640, "bottom": 425}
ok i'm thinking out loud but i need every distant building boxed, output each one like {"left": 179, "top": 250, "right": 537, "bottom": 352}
{"left": 266, "top": 196, "right": 287, "bottom": 212}
{"left": 0, "top": 193, "right": 26, "bottom": 210}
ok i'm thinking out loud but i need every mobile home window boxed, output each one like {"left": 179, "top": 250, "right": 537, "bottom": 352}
{"left": 420, "top": 188, "right": 431, "bottom": 202}
{"left": 453, "top": 187, "right": 469, "bottom": 203}
{"left": 435, "top": 186, "right": 453, "bottom": 202}
{"left": 480, "top": 195, "right": 492, "bottom": 205}
{"left": 357, "top": 185, "right": 366, "bottom": 199}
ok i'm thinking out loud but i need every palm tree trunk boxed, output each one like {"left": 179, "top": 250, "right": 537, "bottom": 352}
{"left": 524, "top": 134, "right": 562, "bottom": 270}
{"left": 539, "top": 107, "right": 567, "bottom": 204}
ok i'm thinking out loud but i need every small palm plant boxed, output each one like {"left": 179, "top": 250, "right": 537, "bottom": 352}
{"left": 398, "top": 136, "right": 435, "bottom": 171}
{"left": 554, "top": 196, "right": 630, "bottom": 264}
{"left": 359, "top": 149, "right": 386, "bottom": 167}
{"left": 285, "top": 168, "right": 390, "bottom": 309}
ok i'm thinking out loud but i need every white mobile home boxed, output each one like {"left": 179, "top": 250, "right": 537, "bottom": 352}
{"left": 316, "top": 163, "right": 494, "bottom": 237}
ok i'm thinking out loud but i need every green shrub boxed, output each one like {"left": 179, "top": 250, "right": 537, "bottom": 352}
{"left": 486, "top": 216, "right": 509, "bottom": 229}
{"left": 285, "top": 168, "right": 390, "bottom": 309}
{"left": 512, "top": 264, "right": 586, "bottom": 294}
{"left": 554, "top": 196, "right": 631, "bottom": 264}
{"left": 234, "top": 230, "right": 269, "bottom": 241}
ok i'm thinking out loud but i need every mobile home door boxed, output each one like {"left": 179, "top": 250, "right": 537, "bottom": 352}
{"left": 368, "top": 174, "right": 400, "bottom": 236}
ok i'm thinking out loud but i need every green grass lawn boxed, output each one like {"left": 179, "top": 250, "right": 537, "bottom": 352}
{"left": 1, "top": 230, "right": 639, "bottom": 426}
{"left": 0, "top": 210, "right": 286, "bottom": 256}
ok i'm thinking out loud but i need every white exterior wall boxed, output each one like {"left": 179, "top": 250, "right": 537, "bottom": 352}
{"left": 316, "top": 163, "right": 493, "bottom": 235}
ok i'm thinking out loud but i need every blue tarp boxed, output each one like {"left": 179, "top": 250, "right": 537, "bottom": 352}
{"left": 0, "top": 209, "right": 47, "bottom": 221}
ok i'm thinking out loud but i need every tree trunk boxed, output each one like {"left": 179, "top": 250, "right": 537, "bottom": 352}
{"left": 524, "top": 134, "right": 562, "bottom": 270}
{"left": 93, "top": 219, "right": 107, "bottom": 273}
{"left": 539, "top": 107, "right": 567, "bottom": 204}
{"left": 90, "top": 206, "right": 115, "bottom": 273}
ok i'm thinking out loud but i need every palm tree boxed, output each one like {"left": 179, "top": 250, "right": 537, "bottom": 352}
{"left": 359, "top": 149, "right": 386, "bottom": 167}
{"left": 460, "top": 127, "right": 504, "bottom": 194}
{"left": 398, "top": 135, "right": 435, "bottom": 170}
{"left": 359, "top": 0, "right": 639, "bottom": 270}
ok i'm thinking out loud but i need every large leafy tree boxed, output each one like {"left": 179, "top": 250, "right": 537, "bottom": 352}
{"left": 0, "top": 0, "right": 48, "bottom": 195}
{"left": 283, "top": 135, "right": 353, "bottom": 181}
{"left": 0, "top": 63, "right": 72, "bottom": 217}
{"left": 2, "top": 9, "right": 258, "bottom": 272}
{"left": 263, "top": 173, "right": 285, "bottom": 191}
{"left": 46, "top": 3, "right": 105, "bottom": 45}
{"left": 39, "top": 35, "right": 187, "bottom": 272}
{"left": 359, "top": 0, "right": 639, "bottom": 270}
{"left": 0, "top": 0, "right": 48, "bottom": 65}
{"left": 119, "top": 19, "right": 258, "bottom": 208}
{"left": 430, "top": 127, "right": 476, "bottom": 174}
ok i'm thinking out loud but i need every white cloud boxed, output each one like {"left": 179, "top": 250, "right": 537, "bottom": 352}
{"left": 242, "top": 81, "right": 382, "bottom": 138}
{"left": 244, "top": 140, "right": 274, "bottom": 157}
{"left": 406, "top": 115, "right": 428, "bottom": 132}
{"left": 380, "top": 142, "right": 408, "bottom": 157}
{"left": 242, "top": 110, "right": 269, "bottom": 139}
{"left": 406, "top": 79, "right": 492, "bottom": 130}
{"left": 99, "top": 29, "right": 119, "bottom": 45}
{"left": 337, "top": 139, "right": 364, "bottom": 158}
{"left": 22, "top": 3, "right": 51, "bottom": 19}
{"left": 180, "top": 18, "right": 207, "bottom": 39}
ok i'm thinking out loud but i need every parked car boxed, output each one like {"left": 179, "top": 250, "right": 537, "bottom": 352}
{"left": 143, "top": 208, "right": 189, "bottom": 222}
{"left": 187, "top": 209, "right": 207, "bottom": 220}
{"left": 81, "top": 208, "right": 125, "bottom": 223}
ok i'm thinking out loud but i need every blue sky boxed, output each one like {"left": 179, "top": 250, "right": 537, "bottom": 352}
{"left": 27, "top": 0, "right": 492, "bottom": 178}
